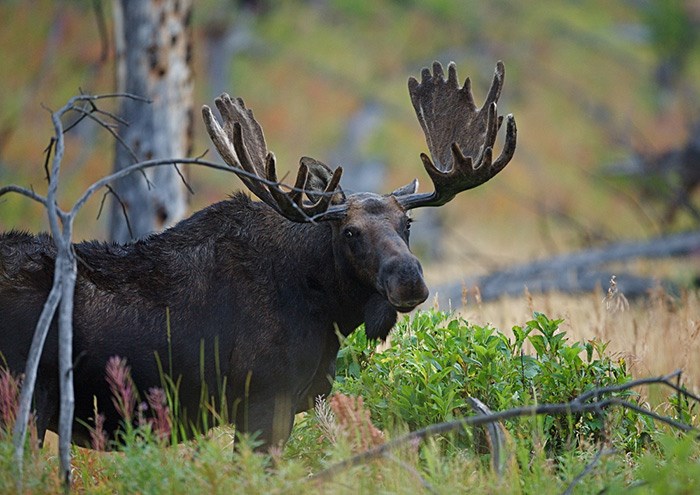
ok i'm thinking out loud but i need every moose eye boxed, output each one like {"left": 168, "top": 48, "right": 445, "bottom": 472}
{"left": 343, "top": 227, "right": 358, "bottom": 239}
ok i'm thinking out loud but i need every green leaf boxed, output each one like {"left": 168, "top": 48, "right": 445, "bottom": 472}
{"left": 528, "top": 334, "right": 547, "bottom": 356}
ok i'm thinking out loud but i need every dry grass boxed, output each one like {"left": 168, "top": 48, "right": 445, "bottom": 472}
{"left": 452, "top": 286, "right": 700, "bottom": 395}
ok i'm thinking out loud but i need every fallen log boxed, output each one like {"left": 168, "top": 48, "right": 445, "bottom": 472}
{"left": 432, "top": 230, "right": 700, "bottom": 305}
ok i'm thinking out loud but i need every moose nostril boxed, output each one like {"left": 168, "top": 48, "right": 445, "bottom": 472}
{"left": 417, "top": 281, "right": 429, "bottom": 301}
{"left": 408, "top": 280, "right": 429, "bottom": 305}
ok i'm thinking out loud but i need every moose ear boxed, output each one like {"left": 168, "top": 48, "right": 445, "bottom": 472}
{"left": 300, "top": 156, "right": 346, "bottom": 205}
{"left": 391, "top": 179, "right": 419, "bottom": 197}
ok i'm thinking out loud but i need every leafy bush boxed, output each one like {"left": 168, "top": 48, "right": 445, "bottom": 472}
{"left": 335, "top": 310, "right": 656, "bottom": 454}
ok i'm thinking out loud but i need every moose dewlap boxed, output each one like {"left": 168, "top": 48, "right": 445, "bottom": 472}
{"left": 0, "top": 61, "right": 516, "bottom": 449}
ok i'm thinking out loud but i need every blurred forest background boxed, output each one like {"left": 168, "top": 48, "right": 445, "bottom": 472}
{"left": 1, "top": 0, "right": 699, "bottom": 293}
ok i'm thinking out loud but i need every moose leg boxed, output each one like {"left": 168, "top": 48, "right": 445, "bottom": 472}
{"left": 235, "top": 392, "right": 295, "bottom": 450}
{"left": 297, "top": 360, "right": 335, "bottom": 414}
{"left": 31, "top": 382, "right": 56, "bottom": 449}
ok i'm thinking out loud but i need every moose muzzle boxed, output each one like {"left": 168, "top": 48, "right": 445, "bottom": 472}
{"left": 378, "top": 255, "right": 429, "bottom": 312}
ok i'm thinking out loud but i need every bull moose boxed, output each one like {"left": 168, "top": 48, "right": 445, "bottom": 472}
{"left": 0, "top": 61, "right": 516, "bottom": 449}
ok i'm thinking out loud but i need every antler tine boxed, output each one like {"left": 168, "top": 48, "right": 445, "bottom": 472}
{"left": 397, "top": 61, "right": 517, "bottom": 210}
{"left": 202, "top": 95, "right": 275, "bottom": 206}
{"left": 484, "top": 61, "right": 505, "bottom": 107}
{"left": 493, "top": 114, "right": 517, "bottom": 169}
{"left": 279, "top": 159, "right": 308, "bottom": 207}
{"left": 268, "top": 155, "right": 347, "bottom": 222}
{"left": 265, "top": 154, "right": 310, "bottom": 220}
{"left": 202, "top": 94, "right": 348, "bottom": 222}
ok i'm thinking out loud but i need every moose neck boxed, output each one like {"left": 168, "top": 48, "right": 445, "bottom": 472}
{"left": 246, "top": 202, "right": 395, "bottom": 340}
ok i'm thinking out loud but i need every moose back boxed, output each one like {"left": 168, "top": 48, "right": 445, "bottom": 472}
{"left": 0, "top": 62, "right": 516, "bottom": 448}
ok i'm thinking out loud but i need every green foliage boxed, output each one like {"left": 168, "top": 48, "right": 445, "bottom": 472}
{"left": 631, "top": 432, "right": 700, "bottom": 494}
{"left": 335, "top": 310, "right": 656, "bottom": 454}
{"left": 0, "top": 439, "right": 58, "bottom": 494}
{"left": 644, "top": 0, "right": 697, "bottom": 67}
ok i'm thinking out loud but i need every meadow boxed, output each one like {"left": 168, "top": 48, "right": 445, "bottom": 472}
{"left": 1, "top": 293, "right": 698, "bottom": 494}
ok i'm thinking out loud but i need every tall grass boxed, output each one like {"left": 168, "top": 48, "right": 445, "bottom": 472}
{"left": 459, "top": 287, "right": 700, "bottom": 393}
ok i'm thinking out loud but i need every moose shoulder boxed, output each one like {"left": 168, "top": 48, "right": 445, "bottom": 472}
{"left": 0, "top": 61, "right": 516, "bottom": 449}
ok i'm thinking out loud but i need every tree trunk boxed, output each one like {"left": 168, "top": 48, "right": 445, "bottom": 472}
{"left": 108, "top": 0, "right": 193, "bottom": 242}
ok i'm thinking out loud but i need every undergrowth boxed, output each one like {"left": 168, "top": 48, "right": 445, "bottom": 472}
{"left": 334, "top": 310, "right": 658, "bottom": 455}
{"left": 0, "top": 310, "right": 697, "bottom": 494}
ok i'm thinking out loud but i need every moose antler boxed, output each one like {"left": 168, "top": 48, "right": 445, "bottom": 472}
{"left": 202, "top": 94, "right": 347, "bottom": 222}
{"left": 396, "top": 61, "right": 517, "bottom": 210}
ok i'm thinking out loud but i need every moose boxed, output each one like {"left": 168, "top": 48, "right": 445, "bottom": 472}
{"left": 0, "top": 61, "right": 516, "bottom": 449}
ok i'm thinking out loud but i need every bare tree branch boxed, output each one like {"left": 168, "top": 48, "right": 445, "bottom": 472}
{"left": 67, "top": 102, "right": 154, "bottom": 190}
{"left": 12, "top": 278, "right": 62, "bottom": 471}
{"left": 69, "top": 156, "right": 336, "bottom": 221}
{"left": 70, "top": 105, "right": 139, "bottom": 161}
{"left": 0, "top": 185, "right": 48, "bottom": 208}
{"left": 5, "top": 92, "right": 177, "bottom": 491}
{"left": 93, "top": 106, "right": 129, "bottom": 127}
{"left": 43, "top": 137, "right": 55, "bottom": 183}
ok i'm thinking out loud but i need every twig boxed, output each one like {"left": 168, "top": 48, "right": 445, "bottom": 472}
{"left": 62, "top": 106, "right": 90, "bottom": 134}
{"left": 561, "top": 447, "right": 616, "bottom": 495}
{"left": 61, "top": 92, "right": 150, "bottom": 104}
{"left": 611, "top": 398, "right": 694, "bottom": 432}
{"left": 69, "top": 156, "right": 336, "bottom": 221}
{"left": 101, "top": 185, "right": 133, "bottom": 239}
{"left": 69, "top": 101, "right": 152, "bottom": 197}
{"left": 93, "top": 106, "right": 129, "bottom": 127}
{"left": 173, "top": 163, "right": 194, "bottom": 195}
{"left": 69, "top": 104, "right": 144, "bottom": 169}
{"left": 575, "top": 370, "right": 682, "bottom": 403}
{"left": 43, "top": 137, "right": 55, "bottom": 183}
{"left": 193, "top": 148, "right": 209, "bottom": 160}
{"left": 384, "top": 453, "right": 438, "bottom": 494}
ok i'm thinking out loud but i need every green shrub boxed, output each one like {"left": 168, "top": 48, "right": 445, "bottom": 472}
{"left": 335, "top": 310, "right": 656, "bottom": 454}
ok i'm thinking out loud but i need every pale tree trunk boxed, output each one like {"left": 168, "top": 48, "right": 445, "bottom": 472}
{"left": 109, "top": 0, "right": 193, "bottom": 242}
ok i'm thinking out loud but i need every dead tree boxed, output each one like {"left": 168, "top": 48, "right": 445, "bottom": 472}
{"left": 108, "top": 0, "right": 194, "bottom": 242}
{"left": 433, "top": 229, "right": 700, "bottom": 306}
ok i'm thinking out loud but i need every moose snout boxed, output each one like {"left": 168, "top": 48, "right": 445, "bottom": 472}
{"left": 379, "top": 256, "right": 429, "bottom": 312}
